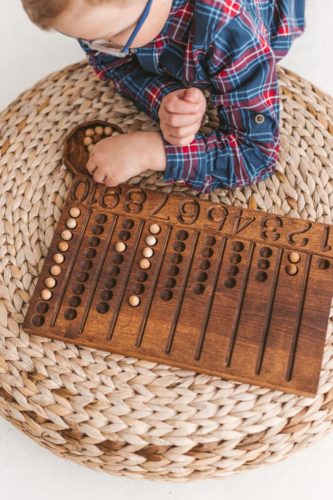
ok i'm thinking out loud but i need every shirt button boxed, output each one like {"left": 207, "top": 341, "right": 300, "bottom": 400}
{"left": 255, "top": 113, "right": 265, "bottom": 124}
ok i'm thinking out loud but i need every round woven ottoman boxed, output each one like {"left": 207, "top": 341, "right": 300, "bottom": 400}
{"left": 0, "top": 61, "right": 332, "bottom": 482}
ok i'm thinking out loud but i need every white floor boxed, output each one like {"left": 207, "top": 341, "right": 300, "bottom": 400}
{"left": 1, "top": 0, "right": 333, "bottom": 499}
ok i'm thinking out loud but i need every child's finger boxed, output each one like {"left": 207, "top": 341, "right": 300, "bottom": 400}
{"left": 86, "top": 156, "right": 104, "bottom": 181}
{"left": 103, "top": 175, "right": 114, "bottom": 187}
{"left": 165, "top": 110, "right": 202, "bottom": 127}
{"left": 168, "top": 122, "right": 201, "bottom": 139}
{"left": 93, "top": 170, "right": 106, "bottom": 184}
{"left": 86, "top": 157, "right": 96, "bottom": 174}
{"left": 182, "top": 87, "right": 202, "bottom": 105}
{"left": 166, "top": 133, "right": 196, "bottom": 146}
{"left": 164, "top": 96, "right": 199, "bottom": 114}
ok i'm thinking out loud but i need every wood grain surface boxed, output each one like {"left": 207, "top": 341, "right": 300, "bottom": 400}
{"left": 23, "top": 121, "right": 333, "bottom": 398}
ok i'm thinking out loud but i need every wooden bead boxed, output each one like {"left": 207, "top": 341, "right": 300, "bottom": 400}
{"left": 58, "top": 241, "right": 69, "bottom": 252}
{"left": 129, "top": 295, "right": 140, "bottom": 307}
{"left": 112, "top": 131, "right": 120, "bottom": 136}
{"left": 286, "top": 264, "right": 298, "bottom": 276}
{"left": 139, "top": 258, "right": 151, "bottom": 270}
{"left": 66, "top": 218, "right": 77, "bottom": 229}
{"left": 83, "top": 137, "right": 93, "bottom": 145}
{"left": 288, "top": 252, "right": 300, "bottom": 263}
{"left": 104, "top": 126, "right": 112, "bottom": 136}
{"left": 45, "top": 277, "right": 56, "bottom": 289}
{"left": 143, "top": 247, "right": 154, "bottom": 258}
{"left": 149, "top": 223, "right": 161, "bottom": 235}
{"left": 145, "top": 235, "right": 157, "bottom": 246}
{"left": 85, "top": 128, "right": 95, "bottom": 137}
{"left": 87, "top": 144, "right": 94, "bottom": 153}
{"left": 69, "top": 207, "right": 81, "bottom": 218}
{"left": 95, "top": 126, "right": 104, "bottom": 135}
{"left": 115, "top": 241, "right": 126, "bottom": 252}
{"left": 93, "top": 134, "right": 102, "bottom": 143}
{"left": 50, "top": 265, "right": 61, "bottom": 276}
{"left": 41, "top": 289, "right": 52, "bottom": 301}
{"left": 61, "top": 230, "right": 72, "bottom": 241}
{"left": 53, "top": 253, "right": 64, "bottom": 264}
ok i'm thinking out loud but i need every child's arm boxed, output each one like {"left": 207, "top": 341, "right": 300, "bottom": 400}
{"left": 163, "top": 5, "right": 302, "bottom": 192}
{"left": 78, "top": 40, "right": 186, "bottom": 123}
{"left": 159, "top": 9, "right": 289, "bottom": 192}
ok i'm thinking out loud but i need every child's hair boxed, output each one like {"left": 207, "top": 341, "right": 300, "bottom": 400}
{"left": 21, "top": 0, "right": 110, "bottom": 30}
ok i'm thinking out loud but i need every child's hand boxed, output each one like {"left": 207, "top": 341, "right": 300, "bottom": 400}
{"left": 86, "top": 131, "right": 167, "bottom": 186}
{"left": 158, "top": 87, "right": 207, "bottom": 146}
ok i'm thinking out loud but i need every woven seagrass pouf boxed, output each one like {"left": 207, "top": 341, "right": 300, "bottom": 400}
{"left": 0, "top": 61, "right": 332, "bottom": 482}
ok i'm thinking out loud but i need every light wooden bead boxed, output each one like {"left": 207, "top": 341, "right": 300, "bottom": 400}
{"left": 83, "top": 137, "right": 93, "bottom": 146}
{"left": 50, "top": 265, "right": 61, "bottom": 276}
{"left": 286, "top": 264, "right": 298, "bottom": 276}
{"left": 53, "top": 253, "right": 65, "bottom": 264}
{"left": 45, "top": 277, "right": 56, "bottom": 289}
{"left": 87, "top": 144, "right": 94, "bottom": 153}
{"left": 69, "top": 207, "right": 81, "bottom": 218}
{"left": 288, "top": 252, "right": 301, "bottom": 263}
{"left": 104, "top": 126, "right": 112, "bottom": 136}
{"left": 149, "top": 223, "right": 161, "bottom": 235}
{"left": 112, "top": 131, "right": 120, "bottom": 136}
{"left": 143, "top": 247, "right": 154, "bottom": 258}
{"left": 58, "top": 241, "right": 69, "bottom": 252}
{"left": 61, "top": 230, "right": 72, "bottom": 241}
{"left": 41, "top": 289, "right": 52, "bottom": 301}
{"left": 145, "top": 235, "right": 157, "bottom": 246}
{"left": 139, "top": 258, "right": 151, "bottom": 270}
{"left": 129, "top": 295, "right": 140, "bottom": 307}
{"left": 66, "top": 218, "right": 77, "bottom": 229}
{"left": 95, "top": 126, "right": 104, "bottom": 135}
{"left": 85, "top": 128, "right": 95, "bottom": 137}
{"left": 115, "top": 241, "right": 126, "bottom": 252}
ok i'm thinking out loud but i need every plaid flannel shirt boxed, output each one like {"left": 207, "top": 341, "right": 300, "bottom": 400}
{"left": 78, "top": 0, "right": 305, "bottom": 192}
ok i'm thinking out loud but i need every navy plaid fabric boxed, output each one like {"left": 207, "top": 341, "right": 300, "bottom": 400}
{"left": 78, "top": 0, "right": 305, "bottom": 192}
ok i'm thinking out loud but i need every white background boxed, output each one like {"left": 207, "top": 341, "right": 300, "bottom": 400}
{"left": 1, "top": 0, "right": 333, "bottom": 499}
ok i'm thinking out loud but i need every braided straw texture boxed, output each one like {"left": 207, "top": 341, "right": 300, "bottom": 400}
{"left": 0, "top": 61, "right": 332, "bottom": 482}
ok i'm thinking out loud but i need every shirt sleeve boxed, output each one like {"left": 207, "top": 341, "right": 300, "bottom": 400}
{"left": 161, "top": 8, "right": 281, "bottom": 192}
{"left": 78, "top": 40, "right": 185, "bottom": 123}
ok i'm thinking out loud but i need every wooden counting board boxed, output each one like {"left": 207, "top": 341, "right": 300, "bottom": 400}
{"left": 23, "top": 120, "right": 333, "bottom": 398}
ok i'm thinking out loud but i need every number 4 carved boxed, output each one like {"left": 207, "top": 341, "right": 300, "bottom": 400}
{"left": 232, "top": 212, "right": 256, "bottom": 236}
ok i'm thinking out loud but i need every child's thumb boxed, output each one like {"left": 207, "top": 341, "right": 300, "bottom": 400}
{"left": 183, "top": 87, "right": 200, "bottom": 104}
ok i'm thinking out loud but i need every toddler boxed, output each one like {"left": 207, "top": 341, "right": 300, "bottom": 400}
{"left": 21, "top": 0, "right": 306, "bottom": 193}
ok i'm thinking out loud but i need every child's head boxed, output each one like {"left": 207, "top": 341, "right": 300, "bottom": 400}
{"left": 21, "top": 0, "right": 143, "bottom": 40}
